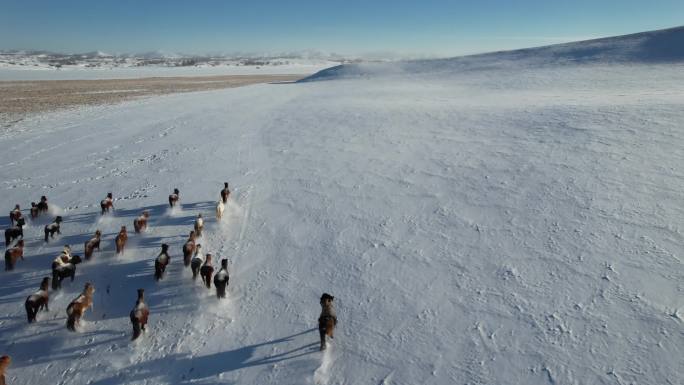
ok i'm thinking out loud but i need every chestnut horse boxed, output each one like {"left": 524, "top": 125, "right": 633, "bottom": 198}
{"left": 182, "top": 231, "right": 196, "bottom": 267}
{"left": 4, "top": 217, "right": 25, "bottom": 247}
{"left": 133, "top": 211, "right": 150, "bottom": 233}
{"left": 84, "top": 230, "right": 102, "bottom": 260}
{"left": 66, "top": 282, "right": 95, "bottom": 331}
{"left": 115, "top": 226, "right": 128, "bottom": 255}
{"left": 318, "top": 293, "right": 337, "bottom": 351}
{"left": 0, "top": 355, "right": 10, "bottom": 385}
{"left": 194, "top": 214, "right": 204, "bottom": 237}
{"left": 4, "top": 239, "right": 25, "bottom": 271}
{"left": 30, "top": 202, "right": 39, "bottom": 219}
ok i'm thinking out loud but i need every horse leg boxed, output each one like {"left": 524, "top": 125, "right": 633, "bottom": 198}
{"left": 326, "top": 320, "right": 334, "bottom": 339}
{"left": 52, "top": 272, "right": 60, "bottom": 290}
{"left": 131, "top": 320, "right": 141, "bottom": 340}
{"left": 66, "top": 314, "right": 76, "bottom": 331}
{"left": 319, "top": 326, "right": 327, "bottom": 351}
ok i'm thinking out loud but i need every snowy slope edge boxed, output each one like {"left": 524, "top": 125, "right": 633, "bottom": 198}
{"left": 300, "top": 25, "right": 684, "bottom": 82}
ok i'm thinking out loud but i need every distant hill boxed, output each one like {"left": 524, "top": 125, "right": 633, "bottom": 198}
{"left": 302, "top": 25, "right": 684, "bottom": 81}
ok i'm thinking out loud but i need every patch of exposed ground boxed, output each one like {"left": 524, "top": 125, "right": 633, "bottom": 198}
{"left": 0, "top": 74, "right": 303, "bottom": 127}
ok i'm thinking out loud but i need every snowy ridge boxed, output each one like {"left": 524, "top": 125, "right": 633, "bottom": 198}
{"left": 302, "top": 25, "right": 684, "bottom": 81}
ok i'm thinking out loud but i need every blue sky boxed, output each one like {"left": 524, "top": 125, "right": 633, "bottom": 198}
{"left": 1, "top": 0, "right": 682, "bottom": 57}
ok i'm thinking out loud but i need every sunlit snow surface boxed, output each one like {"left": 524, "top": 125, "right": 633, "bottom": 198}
{"left": 1, "top": 36, "right": 683, "bottom": 384}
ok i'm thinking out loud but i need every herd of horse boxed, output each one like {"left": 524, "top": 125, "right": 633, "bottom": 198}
{"left": 1, "top": 182, "right": 337, "bottom": 383}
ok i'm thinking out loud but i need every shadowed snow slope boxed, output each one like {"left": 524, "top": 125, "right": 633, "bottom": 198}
{"left": 0, "top": 30, "right": 682, "bottom": 385}
{"left": 302, "top": 25, "right": 684, "bottom": 81}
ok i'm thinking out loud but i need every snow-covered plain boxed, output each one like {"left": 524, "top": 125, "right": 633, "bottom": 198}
{"left": 1, "top": 29, "right": 683, "bottom": 385}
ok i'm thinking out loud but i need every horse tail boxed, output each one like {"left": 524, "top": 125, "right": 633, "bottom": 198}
{"left": 318, "top": 320, "right": 327, "bottom": 350}
{"left": 66, "top": 305, "right": 76, "bottom": 331}
{"left": 25, "top": 299, "right": 35, "bottom": 323}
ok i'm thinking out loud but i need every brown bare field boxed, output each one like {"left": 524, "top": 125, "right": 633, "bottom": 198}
{"left": 0, "top": 74, "right": 303, "bottom": 127}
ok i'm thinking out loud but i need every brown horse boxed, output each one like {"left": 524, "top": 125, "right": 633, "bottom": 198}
{"left": 25, "top": 277, "right": 50, "bottom": 323}
{"left": 0, "top": 355, "right": 10, "bottom": 385}
{"left": 200, "top": 254, "right": 214, "bottom": 289}
{"left": 168, "top": 188, "right": 180, "bottom": 208}
{"left": 100, "top": 193, "right": 114, "bottom": 215}
{"left": 318, "top": 293, "right": 337, "bottom": 351}
{"left": 133, "top": 211, "right": 150, "bottom": 233}
{"left": 130, "top": 289, "right": 149, "bottom": 340}
{"left": 154, "top": 244, "right": 171, "bottom": 281}
{"left": 84, "top": 230, "right": 102, "bottom": 260}
{"left": 9, "top": 204, "right": 21, "bottom": 226}
{"left": 66, "top": 282, "right": 95, "bottom": 331}
{"left": 4, "top": 217, "right": 24, "bottom": 247}
{"left": 30, "top": 202, "right": 39, "bottom": 219}
{"left": 182, "top": 231, "right": 196, "bottom": 267}
{"left": 115, "top": 226, "right": 128, "bottom": 255}
{"left": 194, "top": 214, "right": 204, "bottom": 237}
{"left": 4, "top": 239, "right": 25, "bottom": 271}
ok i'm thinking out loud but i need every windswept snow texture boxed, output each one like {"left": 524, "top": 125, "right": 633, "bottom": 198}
{"left": 302, "top": 26, "right": 684, "bottom": 81}
{"left": 1, "top": 41, "right": 683, "bottom": 384}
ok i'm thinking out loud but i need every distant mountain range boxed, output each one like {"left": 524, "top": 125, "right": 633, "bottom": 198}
{"left": 0, "top": 50, "right": 362, "bottom": 70}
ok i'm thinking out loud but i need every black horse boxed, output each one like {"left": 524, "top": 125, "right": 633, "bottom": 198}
{"left": 154, "top": 244, "right": 170, "bottom": 281}
{"left": 51, "top": 255, "right": 82, "bottom": 290}
{"left": 168, "top": 188, "right": 180, "bottom": 207}
{"left": 25, "top": 277, "right": 50, "bottom": 323}
{"left": 213, "top": 259, "right": 230, "bottom": 298}
{"left": 36, "top": 196, "right": 49, "bottom": 214}
{"left": 44, "top": 216, "right": 63, "bottom": 242}
{"left": 4, "top": 217, "right": 25, "bottom": 247}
